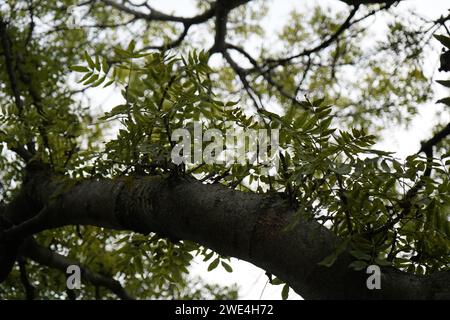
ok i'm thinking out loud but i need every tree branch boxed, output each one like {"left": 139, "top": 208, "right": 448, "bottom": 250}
{"left": 340, "top": 0, "right": 399, "bottom": 5}
{"left": 100, "top": 0, "right": 217, "bottom": 24}
{"left": 18, "top": 257, "right": 35, "bottom": 300}
{"left": 263, "top": 5, "right": 361, "bottom": 67}
{"left": 0, "top": 18, "right": 24, "bottom": 116}
{"left": 143, "top": 23, "right": 191, "bottom": 51}
{"left": 19, "top": 239, "right": 134, "bottom": 300}
{"left": 419, "top": 122, "right": 450, "bottom": 154}
{"left": 2, "top": 173, "right": 449, "bottom": 299}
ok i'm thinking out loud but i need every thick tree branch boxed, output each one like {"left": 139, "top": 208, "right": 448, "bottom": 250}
{"left": 1, "top": 172, "right": 449, "bottom": 299}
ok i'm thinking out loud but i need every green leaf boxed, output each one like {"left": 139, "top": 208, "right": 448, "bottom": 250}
{"left": 127, "top": 40, "right": 136, "bottom": 52}
{"left": 318, "top": 252, "right": 338, "bottom": 267}
{"left": 348, "top": 260, "right": 368, "bottom": 271}
{"left": 319, "top": 116, "right": 333, "bottom": 131}
{"left": 434, "top": 34, "right": 450, "bottom": 49}
{"left": 99, "top": 104, "right": 128, "bottom": 120}
{"left": 349, "top": 250, "right": 372, "bottom": 261}
{"left": 333, "top": 163, "right": 351, "bottom": 175}
{"left": 102, "top": 57, "right": 109, "bottom": 72}
{"left": 437, "top": 97, "right": 450, "bottom": 106}
{"left": 221, "top": 261, "right": 233, "bottom": 273}
{"left": 208, "top": 258, "right": 220, "bottom": 271}
{"left": 225, "top": 100, "right": 239, "bottom": 107}
{"left": 203, "top": 251, "right": 214, "bottom": 262}
{"left": 381, "top": 160, "right": 390, "bottom": 172}
{"left": 436, "top": 80, "right": 450, "bottom": 88}
{"left": 281, "top": 284, "right": 289, "bottom": 300}
{"left": 294, "top": 111, "right": 309, "bottom": 128}
{"left": 374, "top": 257, "right": 392, "bottom": 266}
{"left": 318, "top": 239, "right": 349, "bottom": 267}
{"left": 103, "top": 79, "right": 115, "bottom": 88}
{"left": 95, "top": 55, "right": 101, "bottom": 70}
{"left": 78, "top": 71, "right": 93, "bottom": 83}
{"left": 392, "top": 160, "right": 403, "bottom": 173}
{"left": 83, "top": 73, "right": 99, "bottom": 85}
{"left": 84, "top": 51, "right": 95, "bottom": 69}
{"left": 312, "top": 98, "right": 325, "bottom": 107}
{"left": 69, "top": 65, "right": 89, "bottom": 72}
{"left": 271, "top": 277, "right": 284, "bottom": 285}
{"left": 91, "top": 75, "right": 107, "bottom": 88}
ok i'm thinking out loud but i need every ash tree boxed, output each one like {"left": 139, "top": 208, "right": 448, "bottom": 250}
{"left": 0, "top": 0, "right": 449, "bottom": 300}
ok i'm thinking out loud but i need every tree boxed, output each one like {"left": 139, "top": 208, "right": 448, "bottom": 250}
{"left": 0, "top": 0, "right": 449, "bottom": 300}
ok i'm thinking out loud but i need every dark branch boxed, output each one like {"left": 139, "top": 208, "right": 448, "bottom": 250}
{"left": 340, "top": 0, "right": 399, "bottom": 5}
{"left": 18, "top": 257, "right": 35, "bottom": 300}
{"left": 263, "top": 5, "right": 361, "bottom": 67}
{"left": 419, "top": 122, "right": 450, "bottom": 154}
{"left": 20, "top": 239, "right": 135, "bottom": 300}
{"left": 0, "top": 18, "right": 24, "bottom": 116}
{"left": 143, "top": 23, "right": 191, "bottom": 51}
{"left": 101, "top": 0, "right": 217, "bottom": 24}
{"left": 2, "top": 173, "right": 449, "bottom": 299}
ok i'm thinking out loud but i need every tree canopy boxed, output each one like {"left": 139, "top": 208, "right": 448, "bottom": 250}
{"left": 0, "top": 0, "right": 449, "bottom": 300}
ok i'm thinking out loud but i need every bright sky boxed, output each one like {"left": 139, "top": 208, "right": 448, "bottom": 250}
{"left": 86, "top": 0, "right": 450, "bottom": 300}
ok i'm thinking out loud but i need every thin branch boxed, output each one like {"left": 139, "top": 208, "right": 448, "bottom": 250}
{"left": 340, "top": 0, "right": 399, "bottom": 5}
{"left": 0, "top": 18, "right": 24, "bottom": 116}
{"left": 143, "top": 23, "right": 191, "bottom": 51}
{"left": 419, "top": 122, "right": 450, "bottom": 155}
{"left": 222, "top": 50, "right": 263, "bottom": 110}
{"left": 20, "top": 239, "right": 135, "bottom": 300}
{"left": 101, "top": 0, "right": 217, "bottom": 24}
{"left": 263, "top": 5, "right": 361, "bottom": 67}
{"left": 18, "top": 257, "right": 35, "bottom": 300}
{"left": 367, "top": 122, "right": 450, "bottom": 236}
{"left": 226, "top": 43, "right": 307, "bottom": 109}
{"left": 24, "top": 0, "right": 35, "bottom": 46}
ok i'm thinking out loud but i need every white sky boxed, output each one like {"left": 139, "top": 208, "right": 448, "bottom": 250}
{"left": 85, "top": 0, "right": 450, "bottom": 300}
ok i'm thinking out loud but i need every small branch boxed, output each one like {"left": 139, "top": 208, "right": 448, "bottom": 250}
{"left": 10, "top": 145, "right": 33, "bottom": 162}
{"left": 20, "top": 239, "right": 135, "bottom": 300}
{"left": 0, "top": 18, "right": 37, "bottom": 161}
{"left": 367, "top": 122, "right": 450, "bottom": 236}
{"left": 0, "top": 206, "right": 51, "bottom": 244}
{"left": 340, "top": 0, "right": 398, "bottom": 5}
{"left": 18, "top": 257, "right": 35, "bottom": 300}
{"left": 336, "top": 175, "right": 353, "bottom": 234}
{"left": 143, "top": 23, "right": 191, "bottom": 51}
{"left": 101, "top": 0, "right": 217, "bottom": 24}
{"left": 263, "top": 5, "right": 360, "bottom": 67}
{"left": 222, "top": 50, "right": 264, "bottom": 110}
{"left": 419, "top": 122, "right": 450, "bottom": 155}
{"left": 226, "top": 43, "right": 307, "bottom": 109}
{"left": 24, "top": 0, "right": 35, "bottom": 46}
{"left": 0, "top": 18, "right": 24, "bottom": 116}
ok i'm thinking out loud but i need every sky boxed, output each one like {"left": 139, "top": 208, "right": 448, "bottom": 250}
{"left": 84, "top": 0, "right": 450, "bottom": 300}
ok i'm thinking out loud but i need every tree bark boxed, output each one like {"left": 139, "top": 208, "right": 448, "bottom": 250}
{"left": 1, "top": 170, "right": 449, "bottom": 299}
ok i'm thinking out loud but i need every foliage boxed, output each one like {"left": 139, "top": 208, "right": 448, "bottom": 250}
{"left": 0, "top": 0, "right": 449, "bottom": 299}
